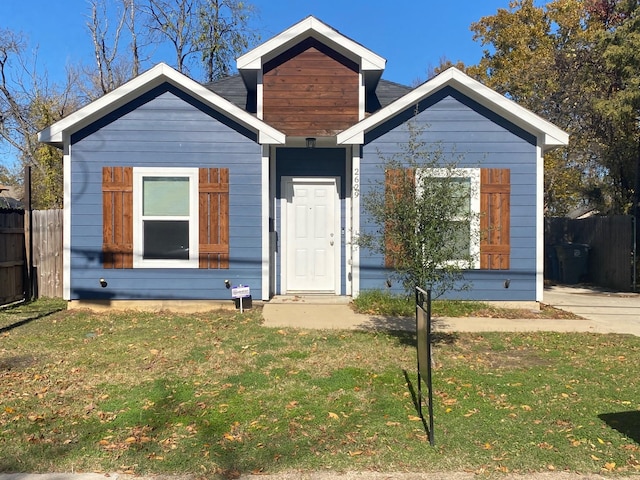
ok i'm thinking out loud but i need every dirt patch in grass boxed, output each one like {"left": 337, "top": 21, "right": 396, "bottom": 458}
{"left": 479, "top": 349, "right": 552, "bottom": 370}
{"left": 470, "top": 304, "right": 582, "bottom": 320}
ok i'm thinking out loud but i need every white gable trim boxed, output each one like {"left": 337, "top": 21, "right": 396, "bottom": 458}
{"left": 336, "top": 67, "right": 569, "bottom": 151}
{"left": 237, "top": 16, "right": 386, "bottom": 72}
{"left": 38, "top": 63, "right": 286, "bottom": 146}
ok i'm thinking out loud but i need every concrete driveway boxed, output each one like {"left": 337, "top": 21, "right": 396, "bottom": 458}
{"left": 544, "top": 285, "right": 640, "bottom": 336}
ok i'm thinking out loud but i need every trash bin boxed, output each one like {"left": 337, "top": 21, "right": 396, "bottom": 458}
{"left": 545, "top": 245, "right": 560, "bottom": 282}
{"left": 554, "top": 243, "right": 590, "bottom": 284}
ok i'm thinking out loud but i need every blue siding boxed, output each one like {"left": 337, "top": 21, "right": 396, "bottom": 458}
{"left": 360, "top": 87, "right": 539, "bottom": 301}
{"left": 69, "top": 83, "right": 263, "bottom": 301}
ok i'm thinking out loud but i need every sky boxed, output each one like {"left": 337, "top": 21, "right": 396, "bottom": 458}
{"left": 0, "top": 0, "right": 514, "bottom": 86}
{"left": 0, "top": 0, "right": 514, "bottom": 168}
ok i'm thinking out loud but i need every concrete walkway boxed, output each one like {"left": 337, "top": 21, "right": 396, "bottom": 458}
{"left": 261, "top": 286, "right": 640, "bottom": 336}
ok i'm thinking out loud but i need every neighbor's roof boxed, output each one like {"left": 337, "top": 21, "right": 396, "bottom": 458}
{"left": 38, "top": 63, "right": 286, "bottom": 146}
{"left": 337, "top": 67, "right": 569, "bottom": 151}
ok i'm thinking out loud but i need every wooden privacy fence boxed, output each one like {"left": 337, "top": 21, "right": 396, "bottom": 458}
{"left": 31, "top": 209, "right": 63, "bottom": 298}
{"left": 545, "top": 215, "right": 635, "bottom": 291}
{"left": 0, "top": 209, "right": 25, "bottom": 305}
{"left": 0, "top": 208, "right": 63, "bottom": 305}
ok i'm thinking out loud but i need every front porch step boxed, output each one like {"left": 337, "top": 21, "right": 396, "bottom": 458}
{"left": 268, "top": 295, "right": 352, "bottom": 305}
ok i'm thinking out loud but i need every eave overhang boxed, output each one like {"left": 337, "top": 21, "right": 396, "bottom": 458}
{"left": 337, "top": 67, "right": 569, "bottom": 152}
{"left": 38, "top": 63, "right": 286, "bottom": 147}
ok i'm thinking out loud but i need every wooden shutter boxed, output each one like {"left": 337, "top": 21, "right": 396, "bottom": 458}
{"left": 480, "top": 168, "right": 510, "bottom": 269}
{"left": 199, "top": 168, "right": 230, "bottom": 269}
{"left": 384, "top": 168, "right": 414, "bottom": 268}
{"left": 102, "top": 166, "right": 133, "bottom": 269}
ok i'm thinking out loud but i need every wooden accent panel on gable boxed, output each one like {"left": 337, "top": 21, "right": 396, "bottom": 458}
{"left": 263, "top": 38, "right": 359, "bottom": 137}
{"left": 480, "top": 168, "right": 511, "bottom": 270}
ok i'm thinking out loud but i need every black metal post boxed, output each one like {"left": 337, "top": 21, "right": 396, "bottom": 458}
{"left": 24, "top": 166, "right": 34, "bottom": 301}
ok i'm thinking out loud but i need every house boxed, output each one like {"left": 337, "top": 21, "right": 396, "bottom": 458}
{"left": 38, "top": 16, "right": 568, "bottom": 310}
{"left": 0, "top": 185, "right": 22, "bottom": 209}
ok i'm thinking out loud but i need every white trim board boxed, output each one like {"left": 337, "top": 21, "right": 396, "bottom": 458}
{"left": 38, "top": 63, "right": 286, "bottom": 146}
{"left": 237, "top": 16, "right": 385, "bottom": 72}
{"left": 337, "top": 67, "right": 569, "bottom": 151}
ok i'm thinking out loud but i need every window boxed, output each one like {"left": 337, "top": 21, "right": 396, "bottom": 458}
{"left": 133, "top": 168, "right": 199, "bottom": 268}
{"left": 384, "top": 167, "right": 510, "bottom": 271}
{"left": 416, "top": 168, "right": 481, "bottom": 269}
{"left": 102, "top": 166, "right": 230, "bottom": 270}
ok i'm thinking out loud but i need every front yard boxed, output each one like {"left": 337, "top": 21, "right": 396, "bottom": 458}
{"left": 0, "top": 299, "right": 638, "bottom": 478}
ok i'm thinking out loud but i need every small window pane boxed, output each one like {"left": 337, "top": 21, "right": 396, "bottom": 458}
{"left": 451, "top": 178, "right": 471, "bottom": 216}
{"left": 143, "top": 220, "right": 189, "bottom": 260}
{"left": 143, "top": 177, "right": 190, "bottom": 216}
{"left": 450, "top": 220, "right": 471, "bottom": 258}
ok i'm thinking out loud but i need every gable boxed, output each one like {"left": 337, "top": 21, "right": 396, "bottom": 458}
{"left": 365, "top": 87, "right": 537, "bottom": 147}
{"left": 338, "top": 67, "right": 568, "bottom": 150}
{"left": 38, "top": 63, "right": 285, "bottom": 147}
{"left": 263, "top": 38, "right": 360, "bottom": 137}
{"left": 71, "top": 83, "right": 258, "bottom": 145}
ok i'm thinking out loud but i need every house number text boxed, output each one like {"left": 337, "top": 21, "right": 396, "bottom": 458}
{"left": 353, "top": 168, "right": 360, "bottom": 198}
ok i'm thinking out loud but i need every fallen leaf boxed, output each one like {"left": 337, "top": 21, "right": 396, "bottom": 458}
{"left": 604, "top": 462, "right": 616, "bottom": 471}
{"left": 328, "top": 412, "right": 339, "bottom": 420}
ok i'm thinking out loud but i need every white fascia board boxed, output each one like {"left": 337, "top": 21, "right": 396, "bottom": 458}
{"left": 237, "top": 16, "right": 385, "bottom": 72}
{"left": 446, "top": 69, "right": 569, "bottom": 148}
{"left": 38, "top": 63, "right": 285, "bottom": 145}
{"left": 337, "top": 67, "right": 569, "bottom": 149}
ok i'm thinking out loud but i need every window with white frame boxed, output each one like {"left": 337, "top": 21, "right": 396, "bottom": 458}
{"left": 416, "top": 168, "right": 481, "bottom": 269}
{"left": 133, "top": 167, "right": 199, "bottom": 268}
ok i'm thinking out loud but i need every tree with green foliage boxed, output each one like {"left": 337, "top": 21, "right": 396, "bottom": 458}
{"left": 467, "top": 0, "right": 640, "bottom": 216}
{"left": 357, "top": 122, "right": 477, "bottom": 298}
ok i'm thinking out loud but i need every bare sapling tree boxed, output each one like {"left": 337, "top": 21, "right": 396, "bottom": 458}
{"left": 196, "top": 0, "right": 258, "bottom": 82}
{"left": 141, "top": 0, "right": 257, "bottom": 81}
{"left": 0, "top": 29, "right": 80, "bottom": 208}
{"left": 144, "top": 0, "right": 198, "bottom": 75}
{"left": 86, "top": 0, "right": 138, "bottom": 98}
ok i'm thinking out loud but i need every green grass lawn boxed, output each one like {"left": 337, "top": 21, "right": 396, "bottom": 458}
{"left": 0, "top": 299, "right": 639, "bottom": 478}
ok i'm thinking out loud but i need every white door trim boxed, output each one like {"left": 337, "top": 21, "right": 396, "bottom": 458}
{"left": 280, "top": 176, "right": 341, "bottom": 295}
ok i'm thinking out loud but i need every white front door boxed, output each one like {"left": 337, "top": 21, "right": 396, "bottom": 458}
{"left": 282, "top": 177, "right": 340, "bottom": 293}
